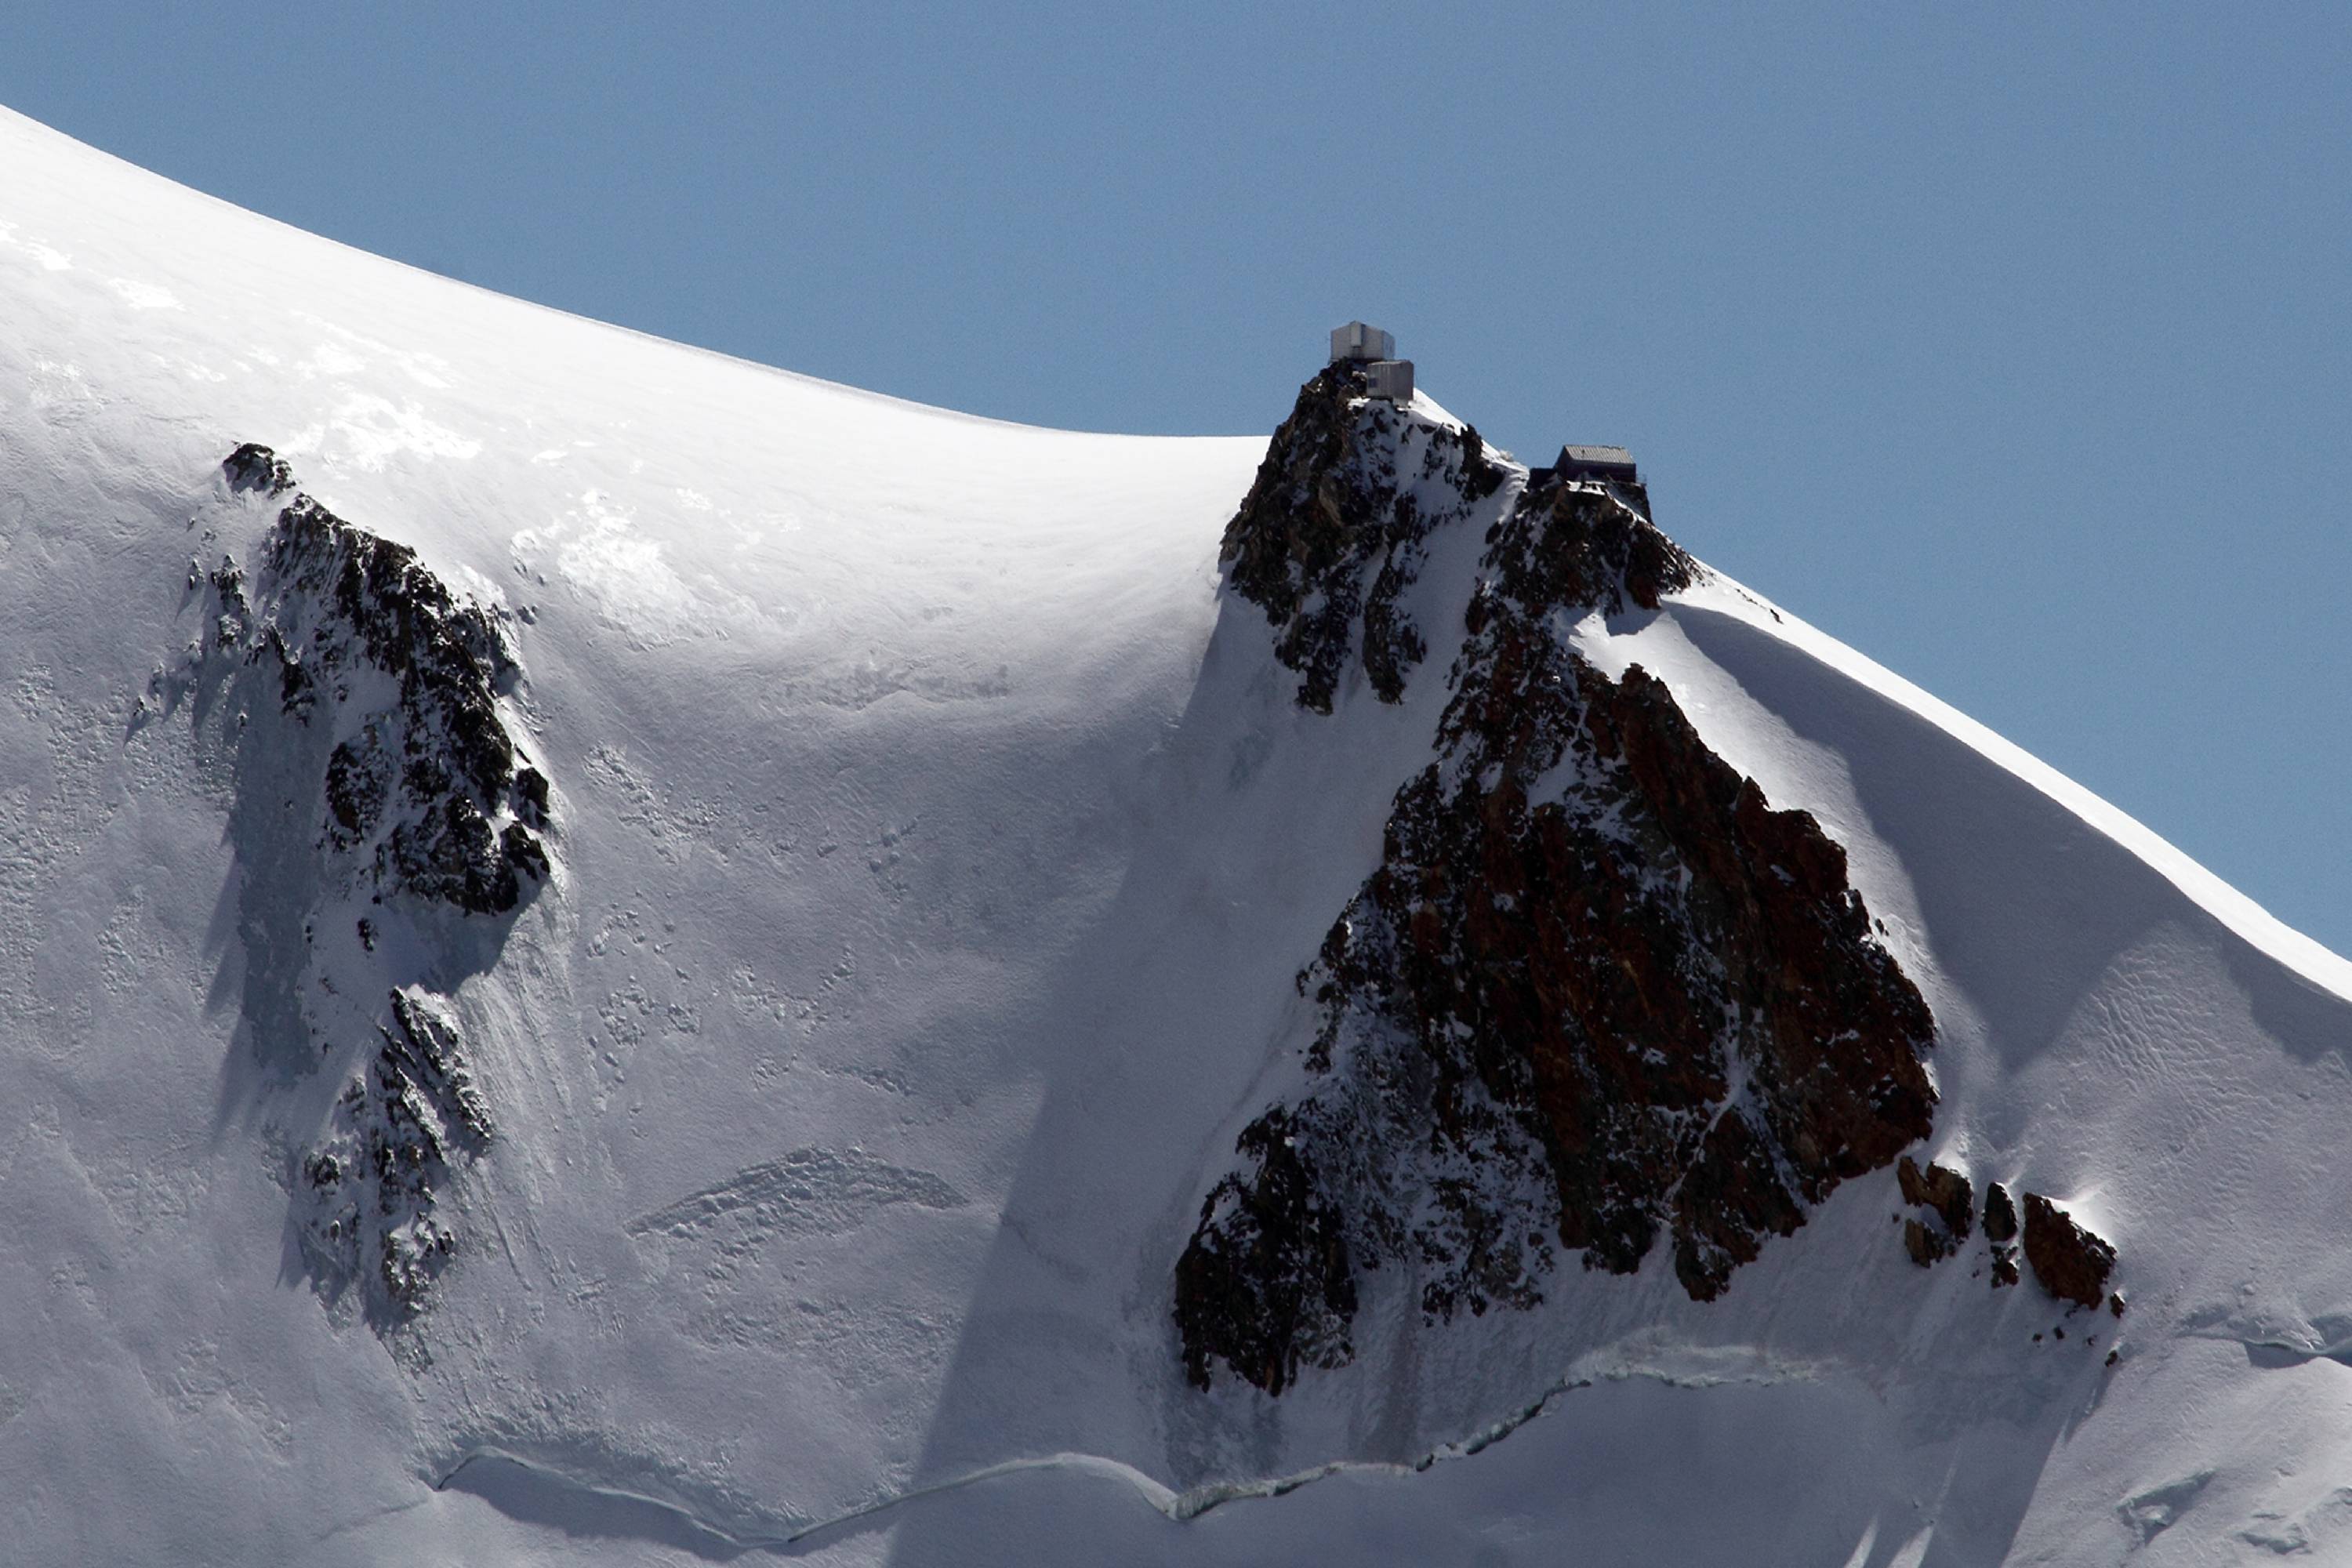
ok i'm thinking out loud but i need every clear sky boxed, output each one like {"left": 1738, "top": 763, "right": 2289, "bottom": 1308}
{"left": 6, "top": 3, "right": 2350, "bottom": 952}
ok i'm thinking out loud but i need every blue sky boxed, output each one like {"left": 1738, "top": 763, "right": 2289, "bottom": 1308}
{"left": 7, "top": 2, "right": 2350, "bottom": 950}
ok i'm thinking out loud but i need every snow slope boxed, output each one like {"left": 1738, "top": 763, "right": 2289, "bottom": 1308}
{"left": 5, "top": 105, "right": 2352, "bottom": 1565}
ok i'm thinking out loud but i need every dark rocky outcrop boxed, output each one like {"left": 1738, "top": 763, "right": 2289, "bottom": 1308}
{"left": 1904, "top": 1218, "right": 1955, "bottom": 1268}
{"left": 222, "top": 440, "right": 295, "bottom": 496}
{"left": 1481, "top": 470, "right": 1696, "bottom": 626}
{"left": 1179, "top": 445, "right": 1937, "bottom": 1392}
{"left": 1984, "top": 1181, "right": 2020, "bottom": 1243}
{"left": 1172, "top": 1109, "right": 1359, "bottom": 1396}
{"left": 1221, "top": 364, "right": 1505, "bottom": 713}
{"left": 242, "top": 483, "right": 550, "bottom": 914}
{"left": 1898, "top": 1156, "right": 1973, "bottom": 1267}
{"left": 2021, "top": 1193, "right": 2116, "bottom": 1309}
{"left": 187, "top": 444, "right": 550, "bottom": 1333}
{"left": 299, "top": 991, "right": 492, "bottom": 1323}
{"left": 1899, "top": 1158, "right": 1974, "bottom": 1242}
{"left": 1983, "top": 1181, "right": 2023, "bottom": 1285}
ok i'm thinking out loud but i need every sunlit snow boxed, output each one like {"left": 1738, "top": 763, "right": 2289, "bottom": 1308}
{"left": 5, "top": 103, "right": 2352, "bottom": 1566}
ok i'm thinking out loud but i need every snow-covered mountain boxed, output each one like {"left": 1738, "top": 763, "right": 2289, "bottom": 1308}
{"left": 5, "top": 105, "right": 2352, "bottom": 1566}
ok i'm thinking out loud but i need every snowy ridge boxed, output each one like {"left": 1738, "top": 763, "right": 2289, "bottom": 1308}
{"left": 1675, "top": 575, "right": 2352, "bottom": 1002}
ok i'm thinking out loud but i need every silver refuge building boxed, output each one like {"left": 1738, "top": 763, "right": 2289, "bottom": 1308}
{"left": 1329, "top": 321, "right": 1414, "bottom": 405}
{"left": 1330, "top": 321, "right": 1394, "bottom": 362}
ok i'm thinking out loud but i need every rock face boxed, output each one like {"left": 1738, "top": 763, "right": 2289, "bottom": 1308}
{"left": 186, "top": 445, "right": 550, "bottom": 1330}
{"left": 1221, "top": 361, "right": 1504, "bottom": 712}
{"left": 1907, "top": 1178, "right": 2117, "bottom": 1302}
{"left": 1899, "top": 1157, "right": 1975, "bottom": 1266}
{"left": 1178, "top": 389, "right": 1939, "bottom": 1394}
{"left": 223, "top": 439, "right": 294, "bottom": 496}
{"left": 1173, "top": 1109, "right": 1359, "bottom": 1396}
{"left": 1984, "top": 1182, "right": 2020, "bottom": 1243}
{"left": 299, "top": 990, "right": 493, "bottom": 1321}
{"left": 2021, "top": 1193, "right": 2117, "bottom": 1309}
{"left": 1984, "top": 1181, "right": 2023, "bottom": 1286}
{"left": 1899, "top": 1158, "right": 1975, "bottom": 1240}
{"left": 1902, "top": 1218, "right": 1951, "bottom": 1269}
{"left": 222, "top": 461, "right": 550, "bottom": 914}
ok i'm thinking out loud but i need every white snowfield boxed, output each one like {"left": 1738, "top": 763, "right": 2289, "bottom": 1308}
{"left": 4, "top": 104, "right": 2351, "bottom": 1566}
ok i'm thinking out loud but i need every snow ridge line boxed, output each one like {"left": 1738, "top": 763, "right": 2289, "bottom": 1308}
{"left": 428, "top": 1356, "right": 1820, "bottom": 1548}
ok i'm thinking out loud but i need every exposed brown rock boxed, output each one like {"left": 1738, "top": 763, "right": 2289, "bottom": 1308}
{"left": 2021, "top": 1192, "right": 2116, "bottom": 1308}
{"left": 1896, "top": 1156, "right": 1973, "bottom": 1267}
{"left": 1904, "top": 1218, "right": 1955, "bottom": 1268}
{"left": 1899, "top": 1157, "right": 1975, "bottom": 1240}
{"left": 1991, "top": 1248, "right": 2021, "bottom": 1288}
{"left": 1179, "top": 464, "right": 1937, "bottom": 1392}
{"left": 1483, "top": 470, "right": 1696, "bottom": 622}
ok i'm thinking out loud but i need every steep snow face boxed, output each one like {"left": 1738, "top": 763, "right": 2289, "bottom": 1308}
{"left": 9, "top": 103, "right": 2352, "bottom": 1568}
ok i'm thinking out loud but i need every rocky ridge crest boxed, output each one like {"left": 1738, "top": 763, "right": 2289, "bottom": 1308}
{"left": 1180, "top": 380, "right": 1941, "bottom": 1394}
{"left": 1219, "top": 361, "right": 1505, "bottom": 713}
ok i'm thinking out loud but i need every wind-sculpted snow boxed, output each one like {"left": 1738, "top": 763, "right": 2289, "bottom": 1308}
{"left": 1181, "top": 452, "right": 1939, "bottom": 1392}
{"left": 178, "top": 445, "right": 551, "bottom": 1329}
{"left": 624, "top": 1145, "right": 966, "bottom": 1251}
